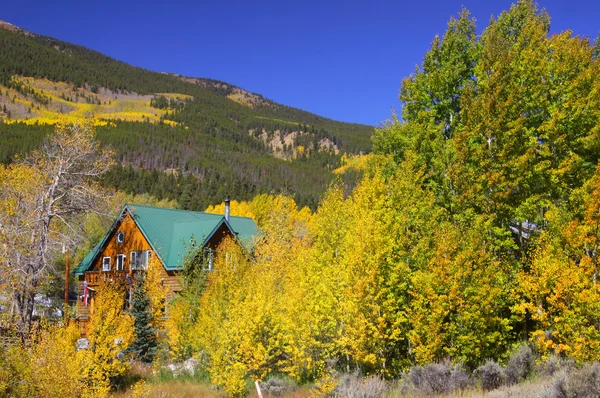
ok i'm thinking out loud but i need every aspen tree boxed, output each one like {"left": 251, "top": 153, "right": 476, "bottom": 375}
{"left": 0, "top": 119, "right": 113, "bottom": 332}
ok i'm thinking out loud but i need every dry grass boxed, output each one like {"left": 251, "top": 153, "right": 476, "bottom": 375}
{"left": 110, "top": 375, "right": 556, "bottom": 398}
{"left": 113, "top": 380, "right": 315, "bottom": 398}
{"left": 454, "top": 377, "right": 552, "bottom": 398}
{"left": 112, "top": 380, "right": 225, "bottom": 398}
{"left": 112, "top": 357, "right": 562, "bottom": 398}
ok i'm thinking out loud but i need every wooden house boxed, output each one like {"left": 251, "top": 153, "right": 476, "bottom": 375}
{"left": 72, "top": 202, "right": 259, "bottom": 335}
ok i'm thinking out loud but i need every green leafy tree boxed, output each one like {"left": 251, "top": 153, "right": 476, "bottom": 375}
{"left": 372, "top": 7, "right": 478, "bottom": 208}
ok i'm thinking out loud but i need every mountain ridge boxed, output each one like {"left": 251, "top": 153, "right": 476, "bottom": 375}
{"left": 0, "top": 19, "right": 373, "bottom": 145}
{"left": 0, "top": 21, "right": 372, "bottom": 210}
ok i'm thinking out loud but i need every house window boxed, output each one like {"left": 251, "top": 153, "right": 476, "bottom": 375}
{"left": 226, "top": 252, "right": 237, "bottom": 272}
{"left": 116, "top": 231, "right": 125, "bottom": 244}
{"left": 203, "top": 248, "right": 214, "bottom": 271}
{"left": 141, "top": 250, "right": 152, "bottom": 269}
{"left": 130, "top": 251, "right": 138, "bottom": 270}
{"left": 116, "top": 254, "right": 126, "bottom": 271}
{"left": 131, "top": 250, "right": 153, "bottom": 270}
{"left": 102, "top": 256, "right": 111, "bottom": 271}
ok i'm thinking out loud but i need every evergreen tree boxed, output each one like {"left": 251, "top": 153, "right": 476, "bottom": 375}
{"left": 128, "top": 273, "right": 157, "bottom": 363}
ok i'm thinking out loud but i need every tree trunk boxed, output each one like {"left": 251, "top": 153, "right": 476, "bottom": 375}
{"left": 14, "top": 288, "right": 35, "bottom": 333}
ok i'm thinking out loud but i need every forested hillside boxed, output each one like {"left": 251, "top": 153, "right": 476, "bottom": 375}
{"left": 0, "top": 22, "right": 372, "bottom": 209}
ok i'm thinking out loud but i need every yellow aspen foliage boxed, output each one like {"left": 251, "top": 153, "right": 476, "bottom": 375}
{"left": 130, "top": 380, "right": 151, "bottom": 398}
{"left": 279, "top": 186, "right": 348, "bottom": 379}
{"left": 164, "top": 237, "right": 207, "bottom": 360}
{"left": 206, "top": 194, "right": 309, "bottom": 235}
{"left": 205, "top": 199, "right": 256, "bottom": 219}
{"left": 519, "top": 229, "right": 600, "bottom": 363}
{"left": 246, "top": 195, "right": 314, "bottom": 380}
{"left": 247, "top": 194, "right": 275, "bottom": 227}
{"left": 163, "top": 293, "right": 196, "bottom": 360}
{"left": 311, "top": 370, "right": 338, "bottom": 397}
{"left": 145, "top": 255, "right": 168, "bottom": 332}
{"left": 0, "top": 322, "right": 90, "bottom": 397}
{"left": 195, "top": 237, "right": 254, "bottom": 396}
{"left": 408, "top": 217, "right": 516, "bottom": 368}
{"left": 196, "top": 196, "right": 312, "bottom": 394}
{"left": 519, "top": 166, "right": 600, "bottom": 363}
{"left": 254, "top": 195, "right": 310, "bottom": 244}
{"left": 338, "top": 170, "right": 407, "bottom": 373}
{"left": 0, "top": 344, "right": 34, "bottom": 397}
{"left": 1, "top": 119, "right": 113, "bottom": 332}
{"left": 0, "top": 163, "right": 43, "bottom": 297}
{"left": 85, "top": 282, "right": 134, "bottom": 396}
{"left": 28, "top": 321, "right": 89, "bottom": 398}
{"left": 337, "top": 155, "right": 440, "bottom": 375}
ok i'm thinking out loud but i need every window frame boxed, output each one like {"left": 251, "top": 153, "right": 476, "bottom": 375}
{"left": 203, "top": 248, "right": 214, "bottom": 271}
{"left": 102, "top": 256, "right": 111, "bottom": 271}
{"left": 144, "top": 250, "right": 152, "bottom": 269}
{"left": 116, "top": 254, "right": 126, "bottom": 271}
{"left": 130, "top": 251, "right": 138, "bottom": 270}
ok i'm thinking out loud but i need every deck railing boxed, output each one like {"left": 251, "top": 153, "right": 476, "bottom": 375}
{"left": 84, "top": 269, "right": 141, "bottom": 285}
{"left": 0, "top": 327, "right": 26, "bottom": 347}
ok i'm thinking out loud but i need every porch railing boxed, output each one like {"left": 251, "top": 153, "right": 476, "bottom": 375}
{"left": 84, "top": 269, "right": 140, "bottom": 285}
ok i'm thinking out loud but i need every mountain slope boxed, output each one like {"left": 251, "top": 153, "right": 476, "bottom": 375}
{"left": 0, "top": 22, "right": 372, "bottom": 151}
{"left": 0, "top": 22, "right": 373, "bottom": 209}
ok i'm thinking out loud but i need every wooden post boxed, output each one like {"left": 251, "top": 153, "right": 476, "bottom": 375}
{"left": 255, "top": 380, "right": 263, "bottom": 398}
{"left": 64, "top": 247, "right": 69, "bottom": 315}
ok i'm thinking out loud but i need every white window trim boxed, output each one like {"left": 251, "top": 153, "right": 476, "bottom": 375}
{"left": 144, "top": 250, "right": 152, "bottom": 269}
{"left": 116, "top": 254, "right": 126, "bottom": 271}
{"left": 226, "top": 252, "right": 237, "bottom": 272}
{"left": 102, "top": 256, "right": 111, "bottom": 271}
{"left": 203, "top": 248, "right": 214, "bottom": 271}
{"left": 130, "top": 251, "right": 138, "bottom": 270}
{"left": 127, "top": 250, "right": 153, "bottom": 270}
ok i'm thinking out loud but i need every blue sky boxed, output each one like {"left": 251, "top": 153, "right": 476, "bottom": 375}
{"left": 2, "top": 0, "right": 598, "bottom": 126}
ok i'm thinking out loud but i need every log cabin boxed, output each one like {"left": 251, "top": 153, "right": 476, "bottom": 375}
{"left": 72, "top": 200, "right": 259, "bottom": 335}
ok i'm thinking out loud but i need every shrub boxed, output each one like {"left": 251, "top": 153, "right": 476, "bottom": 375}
{"left": 549, "top": 362, "right": 600, "bottom": 398}
{"left": 0, "top": 322, "right": 90, "bottom": 398}
{"left": 260, "top": 375, "right": 298, "bottom": 397}
{"left": 475, "top": 360, "right": 504, "bottom": 391}
{"left": 449, "top": 363, "right": 470, "bottom": 391}
{"left": 334, "top": 373, "right": 389, "bottom": 398}
{"left": 157, "top": 359, "right": 210, "bottom": 383}
{"left": 405, "top": 361, "right": 470, "bottom": 395}
{"left": 28, "top": 322, "right": 89, "bottom": 398}
{"left": 0, "top": 344, "right": 34, "bottom": 397}
{"left": 538, "top": 355, "right": 576, "bottom": 377}
{"left": 504, "top": 345, "right": 534, "bottom": 385}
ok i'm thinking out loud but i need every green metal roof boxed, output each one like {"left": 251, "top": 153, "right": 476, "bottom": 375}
{"left": 72, "top": 242, "right": 102, "bottom": 275}
{"left": 73, "top": 204, "right": 261, "bottom": 275}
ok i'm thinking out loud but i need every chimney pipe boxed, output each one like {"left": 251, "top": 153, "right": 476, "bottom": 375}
{"left": 224, "top": 196, "right": 230, "bottom": 222}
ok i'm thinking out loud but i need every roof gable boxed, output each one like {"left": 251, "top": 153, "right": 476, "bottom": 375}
{"left": 74, "top": 204, "right": 260, "bottom": 274}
